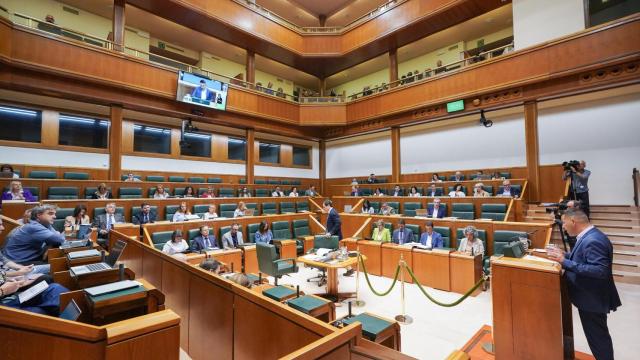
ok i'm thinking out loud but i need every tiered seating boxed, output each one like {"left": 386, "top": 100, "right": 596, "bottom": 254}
{"left": 119, "top": 187, "right": 142, "bottom": 199}
{"left": 188, "top": 176, "right": 205, "bottom": 183}
{"left": 262, "top": 202, "right": 277, "bottom": 214}
{"left": 168, "top": 176, "right": 185, "bottom": 182}
{"left": 218, "top": 188, "right": 234, "bottom": 197}
{"left": 296, "top": 201, "right": 309, "bottom": 212}
{"left": 272, "top": 221, "right": 292, "bottom": 240}
{"left": 247, "top": 223, "right": 260, "bottom": 242}
{"left": 219, "top": 203, "right": 236, "bottom": 218}
{"left": 48, "top": 186, "right": 79, "bottom": 199}
{"left": 403, "top": 202, "right": 421, "bottom": 217}
{"left": 151, "top": 230, "right": 172, "bottom": 250}
{"left": 434, "top": 226, "right": 451, "bottom": 247}
{"left": 451, "top": 203, "right": 474, "bottom": 220}
{"left": 481, "top": 204, "right": 507, "bottom": 221}
{"left": 29, "top": 170, "right": 56, "bottom": 179}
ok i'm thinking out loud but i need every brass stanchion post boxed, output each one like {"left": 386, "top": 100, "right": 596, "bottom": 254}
{"left": 353, "top": 247, "right": 365, "bottom": 307}
{"left": 394, "top": 253, "right": 413, "bottom": 324}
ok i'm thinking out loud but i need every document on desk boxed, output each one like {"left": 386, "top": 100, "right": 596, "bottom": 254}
{"left": 302, "top": 254, "right": 322, "bottom": 262}
{"left": 18, "top": 281, "right": 49, "bottom": 304}
{"left": 523, "top": 254, "right": 557, "bottom": 264}
{"left": 316, "top": 248, "right": 332, "bottom": 257}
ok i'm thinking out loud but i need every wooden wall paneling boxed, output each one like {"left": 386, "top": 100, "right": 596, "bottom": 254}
{"left": 319, "top": 140, "right": 326, "bottom": 195}
{"left": 246, "top": 128, "right": 255, "bottom": 184}
{"left": 391, "top": 127, "right": 400, "bottom": 183}
{"left": 142, "top": 249, "right": 164, "bottom": 290}
{"left": 299, "top": 105, "right": 347, "bottom": 126}
{"left": 189, "top": 275, "right": 234, "bottom": 360}
{"left": 40, "top": 109, "right": 59, "bottom": 147}
{"left": 121, "top": 121, "right": 134, "bottom": 153}
{"left": 281, "top": 143, "right": 293, "bottom": 167}
{"left": 212, "top": 134, "right": 228, "bottom": 162}
{"left": 105, "top": 324, "right": 181, "bottom": 359}
{"left": 112, "top": 0, "right": 126, "bottom": 52}
{"left": 109, "top": 105, "right": 123, "bottom": 180}
{"left": 524, "top": 101, "right": 540, "bottom": 202}
{"left": 0, "top": 19, "right": 11, "bottom": 58}
{"left": 161, "top": 259, "right": 191, "bottom": 350}
{"left": 170, "top": 128, "right": 180, "bottom": 158}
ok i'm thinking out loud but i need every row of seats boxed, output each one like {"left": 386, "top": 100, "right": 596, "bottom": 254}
{"left": 354, "top": 184, "right": 521, "bottom": 196}
{"left": 50, "top": 201, "right": 311, "bottom": 231}
{"left": 353, "top": 172, "right": 511, "bottom": 184}
{"left": 120, "top": 175, "right": 302, "bottom": 185}
{"left": 12, "top": 170, "right": 90, "bottom": 180}
{"left": 149, "top": 218, "right": 312, "bottom": 255}
{"left": 371, "top": 201, "right": 508, "bottom": 221}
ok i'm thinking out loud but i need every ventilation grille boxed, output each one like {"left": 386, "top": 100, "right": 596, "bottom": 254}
{"left": 448, "top": 44, "right": 459, "bottom": 51}
{"left": 62, "top": 6, "right": 79, "bottom": 15}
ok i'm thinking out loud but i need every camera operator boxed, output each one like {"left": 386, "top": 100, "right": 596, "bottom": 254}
{"left": 563, "top": 160, "right": 591, "bottom": 217}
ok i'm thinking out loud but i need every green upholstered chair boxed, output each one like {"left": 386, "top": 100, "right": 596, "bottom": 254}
{"left": 291, "top": 180, "right": 301, "bottom": 186}
{"left": 131, "top": 205, "right": 158, "bottom": 222}
{"left": 172, "top": 187, "right": 186, "bottom": 197}
{"left": 268, "top": 179, "right": 280, "bottom": 185}
{"left": 187, "top": 228, "right": 201, "bottom": 246}
{"left": 151, "top": 231, "right": 173, "bottom": 251}
{"left": 433, "top": 226, "right": 451, "bottom": 248}
{"left": 387, "top": 202, "right": 400, "bottom": 213}
{"left": 147, "top": 187, "right": 172, "bottom": 198}
{"left": 120, "top": 174, "right": 141, "bottom": 181}
{"left": 342, "top": 313, "right": 395, "bottom": 342}
{"left": 48, "top": 187, "right": 79, "bottom": 199}
{"left": 280, "top": 202, "right": 295, "bottom": 213}
{"left": 482, "top": 185, "right": 494, "bottom": 196}
{"left": 480, "top": 203, "right": 507, "bottom": 221}
{"left": 247, "top": 223, "right": 260, "bottom": 243}
{"left": 218, "top": 188, "right": 234, "bottom": 198}
{"left": 165, "top": 205, "right": 180, "bottom": 221}
{"left": 169, "top": 176, "right": 185, "bottom": 182}
{"left": 272, "top": 221, "right": 292, "bottom": 240}
{"left": 448, "top": 186, "right": 468, "bottom": 195}
{"left": 219, "top": 204, "right": 236, "bottom": 218}
{"left": 246, "top": 203, "right": 258, "bottom": 212}
{"left": 493, "top": 230, "right": 527, "bottom": 257}
{"left": 207, "top": 177, "right": 222, "bottom": 183}
{"left": 263, "top": 285, "right": 297, "bottom": 302}
{"left": 188, "top": 177, "right": 205, "bottom": 183}
{"left": 448, "top": 174, "right": 466, "bottom": 181}
{"left": 255, "top": 189, "right": 270, "bottom": 197}
{"left": 85, "top": 187, "right": 97, "bottom": 199}
{"left": 281, "top": 180, "right": 290, "bottom": 185}
{"left": 146, "top": 175, "right": 165, "bottom": 182}
{"left": 296, "top": 201, "right": 309, "bottom": 212}
{"left": 52, "top": 208, "right": 75, "bottom": 232}
{"left": 293, "top": 219, "right": 311, "bottom": 238}
{"left": 256, "top": 243, "right": 298, "bottom": 286}
{"left": 239, "top": 178, "right": 246, "bottom": 184}
{"left": 29, "top": 170, "right": 56, "bottom": 179}
{"left": 499, "top": 172, "right": 511, "bottom": 179}
{"left": 451, "top": 203, "right": 475, "bottom": 220}
{"left": 262, "top": 202, "right": 277, "bottom": 215}
{"left": 404, "top": 224, "right": 419, "bottom": 242}
{"left": 63, "top": 172, "right": 89, "bottom": 180}
{"left": 369, "top": 201, "right": 380, "bottom": 213}
{"left": 13, "top": 170, "right": 21, "bottom": 178}
{"left": 255, "top": 179, "right": 267, "bottom": 185}
{"left": 286, "top": 295, "right": 330, "bottom": 317}
{"left": 361, "top": 188, "right": 372, "bottom": 196}
{"left": 119, "top": 187, "right": 142, "bottom": 199}
{"left": 93, "top": 206, "right": 124, "bottom": 220}
{"left": 403, "top": 202, "right": 421, "bottom": 217}
{"left": 497, "top": 184, "right": 522, "bottom": 195}
{"left": 193, "top": 204, "right": 209, "bottom": 217}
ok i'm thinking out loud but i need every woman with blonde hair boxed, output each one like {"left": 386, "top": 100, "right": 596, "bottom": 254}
{"left": 1, "top": 181, "right": 36, "bottom": 202}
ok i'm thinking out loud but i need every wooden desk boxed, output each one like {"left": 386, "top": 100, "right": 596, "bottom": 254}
{"left": 449, "top": 252, "right": 482, "bottom": 296}
{"left": 411, "top": 248, "right": 451, "bottom": 291}
{"left": 297, "top": 255, "right": 363, "bottom": 302}
{"left": 339, "top": 237, "right": 358, "bottom": 252}
{"left": 241, "top": 245, "right": 258, "bottom": 274}
{"left": 356, "top": 240, "right": 382, "bottom": 276}
{"left": 206, "top": 248, "right": 243, "bottom": 273}
{"left": 274, "top": 239, "right": 297, "bottom": 260}
{"left": 380, "top": 243, "right": 413, "bottom": 283}
{"left": 491, "top": 257, "right": 573, "bottom": 360}
{"left": 53, "top": 267, "right": 134, "bottom": 290}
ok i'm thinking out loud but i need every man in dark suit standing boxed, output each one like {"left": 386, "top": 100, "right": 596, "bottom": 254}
{"left": 132, "top": 203, "right": 156, "bottom": 225}
{"left": 548, "top": 209, "right": 621, "bottom": 360}
{"left": 323, "top": 199, "right": 351, "bottom": 276}
{"left": 427, "top": 198, "right": 446, "bottom": 218}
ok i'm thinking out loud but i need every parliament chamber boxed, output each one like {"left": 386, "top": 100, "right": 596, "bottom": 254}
{"left": 0, "top": 0, "right": 639, "bottom": 359}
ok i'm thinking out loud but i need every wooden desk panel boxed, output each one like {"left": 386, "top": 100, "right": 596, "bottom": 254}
{"left": 275, "top": 240, "right": 297, "bottom": 261}
{"left": 242, "top": 246, "right": 258, "bottom": 274}
{"left": 357, "top": 240, "right": 382, "bottom": 276}
{"left": 340, "top": 238, "right": 358, "bottom": 252}
{"left": 161, "top": 261, "right": 192, "bottom": 350}
{"left": 449, "top": 253, "right": 482, "bottom": 296}
{"left": 380, "top": 244, "right": 413, "bottom": 283}
{"left": 207, "top": 249, "right": 243, "bottom": 273}
{"left": 411, "top": 249, "right": 451, "bottom": 291}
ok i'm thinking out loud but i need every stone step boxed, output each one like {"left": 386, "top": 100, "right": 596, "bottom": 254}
{"left": 614, "top": 249, "right": 640, "bottom": 262}
{"left": 613, "top": 270, "right": 640, "bottom": 285}
{"left": 613, "top": 259, "right": 640, "bottom": 273}
{"left": 597, "top": 224, "right": 640, "bottom": 234}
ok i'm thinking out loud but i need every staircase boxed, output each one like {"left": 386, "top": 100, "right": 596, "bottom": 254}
{"left": 525, "top": 204, "right": 640, "bottom": 285}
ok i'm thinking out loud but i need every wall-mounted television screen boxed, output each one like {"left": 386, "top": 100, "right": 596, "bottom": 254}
{"left": 176, "top": 71, "right": 228, "bottom": 111}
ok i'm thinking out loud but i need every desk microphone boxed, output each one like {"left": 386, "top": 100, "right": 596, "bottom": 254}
{"left": 259, "top": 272, "right": 262, "bottom": 284}
{"left": 348, "top": 301, "right": 352, "bottom": 318}
{"left": 100, "top": 250, "right": 106, "bottom": 263}
{"left": 296, "top": 285, "right": 300, "bottom": 298}
{"left": 231, "top": 262, "right": 234, "bottom": 273}
{"left": 118, "top": 263, "right": 125, "bottom": 280}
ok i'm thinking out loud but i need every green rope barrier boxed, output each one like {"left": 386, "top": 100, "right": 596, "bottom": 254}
{"left": 404, "top": 263, "right": 486, "bottom": 307}
{"left": 358, "top": 254, "right": 400, "bottom": 296}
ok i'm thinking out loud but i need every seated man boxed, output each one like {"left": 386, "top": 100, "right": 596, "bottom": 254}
{"left": 419, "top": 221, "right": 443, "bottom": 248}
{"left": 379, "top": 202, "right": 396, "bottom": 216}
{"left": 392, "top": 220, "right": 414, "bottom": 244}
{"left": 391, "top": 185, "right": 403, "bottom": 197}
{"left": 93, "top": 203, "right": 125, "bottom": 248}
{"left": 271, "top": 186, "right": 285, "bottom": 197}
{"left": 305, "top": 185, "right": 318, "bottom": 197}
{"left": 0, "top": 217, "right": 50, "bottom": 275}
{"left": 367, "top": 173, "right": 377, "bottom": 184}
{"left": 191, "top": 225, "right": 218, "bottom": 252}
{"left": 452, "top": 171, "right": 464, "bottom": 182}
{"left": 221, "top": 223, "right": 244, "bottom": 249}
{"left": 350, "top": 185, "right": 361, "bottom": 197}
{"left": 2, "top": 205, "right": 65, "bottom": 268}
{"left": 498, "top": 180, "right": 520, "bottom": 198}
{"left": 132, "top": 203, "right": 156, "bottom": 225}
{"left": 1, "top": 269, "right": 69, "bottom": 316}
{"left": 426, "top": 184, "right": 440, "bottom": 197}
{"left": 124, "top": 173, "right": 141, "bottom": 182}
{"left": 427, "top": 198, "right": 446, "bottom": 218}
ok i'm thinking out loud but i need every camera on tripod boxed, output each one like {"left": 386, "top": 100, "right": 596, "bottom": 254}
{"left": 542, "top": 201, "right": 569, "bottom": 221}
{"left": 562, "top": 160, "right": 580, "bottom": 172}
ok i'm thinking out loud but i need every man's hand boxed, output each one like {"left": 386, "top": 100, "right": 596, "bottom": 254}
{"left": 99, "top": 229, "right": 108, "bottom": 235}
{"left": 13, "top": 265, "right": 33, "bottom": 276}
{"left": 547, "top": 248, "right": 566, "bottom": 263}
{"left": 325, "top": 232, "right": 332, "bottom": 237}
{"left": 1, "top": 280, "right": 25, "bottom": 296}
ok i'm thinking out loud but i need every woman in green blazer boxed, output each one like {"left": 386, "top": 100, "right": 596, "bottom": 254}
{"left": 371, "top": 220, "right": 391, "bottom": 243}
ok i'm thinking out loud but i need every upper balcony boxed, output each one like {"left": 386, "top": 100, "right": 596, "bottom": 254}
{"left": 1, "top": 11, "right": 639, "bottom": 137}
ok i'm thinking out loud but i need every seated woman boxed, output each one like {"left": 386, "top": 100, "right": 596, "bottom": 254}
{"left": 172, "top": 202, "right": 191, "bottom": 222}
{"left": 408, "top": 186, "right": 421, "bottom": 197}
{"left": 63, "top": 204, "right": 91, "bottom": 232}
{"left": 0, "top": 164, "right": 19, "bottom": 178}
{"left": 200, "top": 187, "right": 216, "bottom": 198}
{"left": 457, "top": 226, "right": 485, "bottom": 256}
{"left": 153, "top": 184, "right": 170, "bottom": 199}
{"left": 431, "top": 173, "right": 443, "bottom": 182}
{"left": 361, "top": 199, "right": 375, "bottom": 214}
{"left": 373, "top": 188, "right": 385, "bottom": 197}
{"left": 92, "top": 183, "right": 113, "bottom": 199}
{"left": 0, "top": 271, "right": 69, "bottom": 316}
{"left": 379, "top": 202, "right": 396, "bottom": 216}
{"left": 350, "top": 178, "right": 358, "bottom": 186}
{"left": 1, "top": 181, "right": 36, "bottom": 202}
{"left": 203, "top": 204, "right": 218, "bottom": 220}
{"left": 289, "top": 187, "right": 299, "bottom": 197}
{"left": 183, "top": 186, "right": 196, "bottom": 198}
{"left": 254, "top": 221, "right": 273, "bottom": 244}
{"left": 233, "top": 202, "right": 248, "bottom": 218}
{"left": 371, "top": 220, "right": 390, "bottom": 243}
{"left": 448, "top": 183, "right": 466, "bottom": 198}
{"left": 473, "top": 183, "right": 490, "bottom": 197}
{"left": 239, "top": 187, "right": 251, "bottom": 198}
{"left": 162, "top": 230, "right": 190, "bottom": 255}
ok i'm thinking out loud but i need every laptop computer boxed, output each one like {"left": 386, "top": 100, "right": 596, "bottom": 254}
{"left": 59, "top": 299, "right": 82, "bottom": 321}
{"left": 69, "top": 240, "right": 127, "bottom": 276}
{"left": 67, "top": 249, "right": 101, "bottom": 260}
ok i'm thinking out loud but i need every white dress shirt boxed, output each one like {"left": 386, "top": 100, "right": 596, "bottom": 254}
{"left": 203, "top": 212, "right": 218, "bottom": 220}
{"left": 162, "top": 240, "right": 189, "bottom": 255}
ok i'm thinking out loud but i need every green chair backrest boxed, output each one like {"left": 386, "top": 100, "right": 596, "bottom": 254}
{"left": 165, "top": 205, "right": 180, "bottom": 220}
{"left": 262, "top": 202, "right": 277, "bottom": 214}
{"left": 188, "top": 177, "right": 205, "bottom": 183}
{"left": 63, "top": 172, "right": 89, "bottom": 180}
{"left": 433, "top": 226, "right": 451, "bottom": 248}
{"left": 449, "top": 174, "right": 466, "bottom": 181}
{"left": 121, "top": 174, "right": 141, "bottom": 181}
{"left": 187, "top": 228, "right": 200, "bottom": 242}
{"left": 192, "top": 204, "right": 209, "bottom": 215}
{"left": 313, "top": 235, "right": 339, "bottom": 250}
{"left": 293, "top": 219, "right": 310, "bottom": 238}
{"left": 146, "top": 175, "right": 165, "bottom": 182}
{"left": 493, "top": 230, "right": 527, "bottom": 256}
{"left": 29, "top": 170, "right": 56, "bottom": 179}
{"left": 52, "top": 208, "right": 75, "bottom": 232}
{"left": 369, "top": 202, "right": 380, "bottom": 212}
{"left": 281, "top": 180, "right": 290, "bottom": 185}
{"left": 131, "top": 206, "right": 158, "bottom": 222}
{"left": 291, "top": 180, "right": 301, "bottom": 186}
{"left": 498, "top": 185, "right": 522, "bottom": 194}
{"left": 268, "top": 179, "right": 280, "bottom": 185}
{"left": 48, "top": 187, "right": 79, "bottom": 199}
{"left": 219, "top": 188, "right": 234, "bottom": 198}
{"left": 119, "top": 187, "right": 142, "bottom": 199}
{"left": 387, "top": 202, "right": 400, "bottom": 213}
{"left": 296, "top": 201, "right": 309, "bottom": 212}
{"left": 256, "top": 243, "right": 278, "bottom": 275}
{"left": 239, "top": 178, "right": 246, "bottom": 184}
{"left": 480, "top": 203, "right": 507, "bottom": 221}
{"left": 482, "top": 186, "right": 494, "bottom": 195}
{"left": 405, "top": 224, "right": 419, "bottom": 241}
{"left": 220, "top": 203, "right": 237, "bottom": 218}
{"left": 255, "top": 189, "right": 270, "bottom": 197}
{"left": 403, "top": 202, "right": 421, "bottom": 217}
{"left": 246, "top": 203, "right": 258, "bottom": 210}
{"left": 173, "top": 188, "right": 186, "bottom": 197}
{"left": 255, "top": 179, "right": 267, "bottom": 185}
{"left": 451, "top": 203, "right": 475, "bottom": 220}
{"left": 169, "top": 176, "right": 185, "bottom": 182}
{"left": 247, "top": 223, "right": 260, "bottom": 243}
{"left": 499, "top": 172, "right": 511, "bottom": 179}
{"left": 272, "top": 221, "right": 291, "bottom": 240}
{"left": 280, "top": 202, "right": 295, "bottom": 213}
{"left": 151, "top": 231, "right": 173, "bottom": 250}
{"left": 207, "top": 177, "right": 222, "bottom": 183}
{"left": 238, "top": 188, "right": 253, "bottom": 197}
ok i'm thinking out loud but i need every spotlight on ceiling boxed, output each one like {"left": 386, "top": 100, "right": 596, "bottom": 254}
{"left": 479, "top": 110, "right": 493, "bottom": 128}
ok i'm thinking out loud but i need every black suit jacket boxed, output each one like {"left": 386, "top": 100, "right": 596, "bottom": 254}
{"left": 132, "top": 211, "right": 157, "bottom": 225}
{"left": 326, "top": 208, "right": 342, "bottom": 240}
{"left": 192, "top": 235, "right": 218, "bottom": 252}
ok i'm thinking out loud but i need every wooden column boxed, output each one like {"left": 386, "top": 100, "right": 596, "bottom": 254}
{"left": 319, "top": 140, "right": 326, "bottom": 195}
{"left": 245, "top": 51, "right": 255, "bottom": 86}
{"left": 246, "top": 128, "right": 255, "bottom": 184}
{"left": 112, "top": 0, "right": 126, "bottom": 52}
{"left": 109, "top": 105, "right": 123, "bottom": 181}
{"left": 389, "top": 48, "right": 398, "bottom": 87}
{"left": 525, "top": 101, "right": 541, "bottom": 202}
{"left": 318, "top": 78, "right": 326, "bottom": 97}
{"left": 391, "top": 127, "right": 401, "bottom": 183}
{"left": 319, "top": 15, "right": 327, "bottom": 27}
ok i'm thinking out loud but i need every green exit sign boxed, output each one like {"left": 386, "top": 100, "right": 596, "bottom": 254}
{"left": 447, "top": 99, "right": 465, "bottom": 113}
